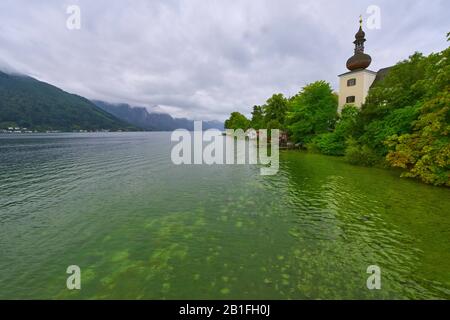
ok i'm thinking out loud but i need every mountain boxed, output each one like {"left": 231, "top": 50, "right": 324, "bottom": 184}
{"left": 0, "top": 71, "right": 137, "bottom": 131}
{"left": 93, "top": 101, "right": 224, "bottom": 131}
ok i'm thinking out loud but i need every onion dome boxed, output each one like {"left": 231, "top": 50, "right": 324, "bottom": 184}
{"left": 346, "top": 53, "right": 372, "bottom": 70}
{"left": 346, "top": 16, "right": 372, "bottom": 71}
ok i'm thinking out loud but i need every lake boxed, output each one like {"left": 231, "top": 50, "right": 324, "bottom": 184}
{"left": 0, "top": 132, "right": 448, "bottom": 299}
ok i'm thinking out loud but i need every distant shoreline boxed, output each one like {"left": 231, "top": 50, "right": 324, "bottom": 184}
{"left": 0, "top": 130, "right": 225, "bottom": 134}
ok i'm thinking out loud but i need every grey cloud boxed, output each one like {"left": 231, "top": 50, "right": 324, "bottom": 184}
{"left": 0, "top": 0, "right": 448, "bottom": 121}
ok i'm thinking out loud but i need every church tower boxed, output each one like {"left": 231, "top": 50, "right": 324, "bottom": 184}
{"left": 338, "top": 17, "right": 377, "bottom": 111}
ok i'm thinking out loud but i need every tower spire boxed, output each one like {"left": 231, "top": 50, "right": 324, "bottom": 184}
{"left": 354, "top": 17, "right": 366, "bottom": 54}
{"left": 346, "top": 17, "right": 372, "bottom": 71}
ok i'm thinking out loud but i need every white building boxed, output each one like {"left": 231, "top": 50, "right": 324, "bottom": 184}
{"left": 338, "top": 18, "right": 391, "bottom": 111}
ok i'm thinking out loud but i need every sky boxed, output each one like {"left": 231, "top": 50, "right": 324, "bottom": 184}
{"left": 0, "top": 0, "right": 448, "bottom": 121}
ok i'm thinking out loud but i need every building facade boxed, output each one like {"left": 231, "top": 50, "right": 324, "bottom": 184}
{"left": 338, "top": 69, "right": 376, "bottom": 110}
{"left": 338, "top": 17, "right": 383, "bottom": 111}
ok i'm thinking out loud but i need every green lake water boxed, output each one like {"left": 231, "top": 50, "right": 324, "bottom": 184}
{"left": 0, "top": 132, "right": 449, "bottom": 299}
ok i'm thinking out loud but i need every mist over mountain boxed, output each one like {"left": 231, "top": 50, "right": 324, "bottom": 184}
{"left": 0, "top": 69, "right": 223, "bottom": 132}
{"left": 0, "top": 71, "right": 136, "bottom": 131}
{"left": 93, "top": 101, "right": 224, "bottom": 131}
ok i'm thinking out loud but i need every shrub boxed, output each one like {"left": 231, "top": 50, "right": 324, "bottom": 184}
{"left": 345, "top": 138, "right": 380, "bottom": 166}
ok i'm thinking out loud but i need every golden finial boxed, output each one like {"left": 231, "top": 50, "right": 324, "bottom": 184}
{"left": 359, "top": 15, "right": 363, "bottom": 27}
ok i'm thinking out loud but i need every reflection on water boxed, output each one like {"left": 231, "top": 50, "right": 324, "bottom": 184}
{"left": 0, "top": 132, "right": 449, "bottom": 299}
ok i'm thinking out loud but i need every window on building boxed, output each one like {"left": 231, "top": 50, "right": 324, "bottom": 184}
{"left": 346, "top": 96, "right": 356, "bottom": 103}
{"left": 347, "top": 78, "right": 356, "bottom": 86}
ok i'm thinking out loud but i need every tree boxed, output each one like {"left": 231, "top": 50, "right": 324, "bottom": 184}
{"left": 385, "top": 89, "right": 450, "bottom": 186}
{"left": 224, "top": 112, "right": 250, "bottom": 130}
{"left": 353, "top": 48, "right": 448, "bottom": 158}
{"left": 263, "top": 94, "right": 288, "bottom": 130}
{"left": 287, "top": 81, "right": 338, "bottom": 144}
{"left": 250, "top": 105, "right": 265, "bottom": 130}
{"left": 312, "top": 105, "right": 359, "bottom": 156}
{"left": 347, "top": 36, "right": 450, "bottom": 185}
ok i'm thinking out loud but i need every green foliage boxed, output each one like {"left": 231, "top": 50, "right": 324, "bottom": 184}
{"left": 226, "top": 94, "right": 288, "bottom": 131}
{"left": 385, "top": 89, "right": 450, "bottom": 186}
{"left": 312, "top": 105, "right": 359, "bottom": 155}
{"left": 354, "top": 45, "right": 450, "bottom": 156}
{"left": 263, "top": 94, "right": 288, "bottom": 130}
{"left": 224, "top": 112, "right": 250, "bottom": 130}
{"left": 287, "top": 81, "right": 338, "bottom": 144}
{"left": 350, "top": 41, "right": 450, "bottom": 185}
{"left": 345, "top": 137, "right": 381, "bottom": 166}
{"left": 354, "top": 54, "right": 427, "bottom": 157}
{"left": 310, "top": 133, "right": 344, "bottom": 156}
{"left": 359, "top": 106, "right": 419, "bottom": 156}
{"left": 222, "top": 35, "right": 449, "bottom": 186}
{"left": 0, "top": 72, "right": 136, "bottom": 131}
{"left": 250, "top": 105, "right": 264, "bottom": 130}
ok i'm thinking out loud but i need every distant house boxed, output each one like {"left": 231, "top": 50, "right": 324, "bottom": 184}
{"left": 338, "top": 17, "right": 391, "bottom": 111}
{"left": 279, "top": 131, "right": 289, "bottom": 147}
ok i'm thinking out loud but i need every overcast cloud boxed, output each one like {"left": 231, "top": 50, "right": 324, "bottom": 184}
{"left": 0, "top": 0, "right": 448, "bottom": 120}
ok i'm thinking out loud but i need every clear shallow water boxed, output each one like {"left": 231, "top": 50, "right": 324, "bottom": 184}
{"left": 0, "top": 132, "right": 448, "bottom": 299}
